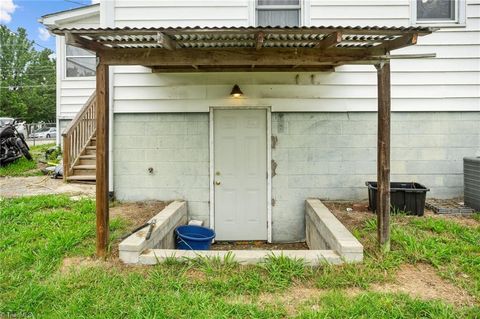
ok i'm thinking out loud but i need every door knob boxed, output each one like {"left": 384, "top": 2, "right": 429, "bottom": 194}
{"left": 215, "top": 180, "right": 221, "bottom": 185}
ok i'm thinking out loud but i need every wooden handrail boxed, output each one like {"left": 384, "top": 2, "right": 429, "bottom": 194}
{"left": 62, "top": 91, "right": 97, "bottom": 180}
{"left": 62, "top": 92, "right": 96, "bottom": 137}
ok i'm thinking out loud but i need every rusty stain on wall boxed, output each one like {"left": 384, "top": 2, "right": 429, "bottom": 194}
{"left": 271, "top": 159, "right": 277, "bottom": 177}
{"left": 271, "top": 135, "right": 278, "bottom": 149}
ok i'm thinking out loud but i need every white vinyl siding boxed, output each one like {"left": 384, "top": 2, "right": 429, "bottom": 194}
{"left": 108, "top": 0, "right": 479, "bottom": 113}
{"left": 114, "top": 0, "right": 250, "bottom": 27}
{"left": 55, "top": 0, "right": 479, "bottom": 115}
{"left": 57, "top": 14, "right": 99, "bottom": 119}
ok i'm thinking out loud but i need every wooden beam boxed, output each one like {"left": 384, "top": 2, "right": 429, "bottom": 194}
{"left": 95, "top": 61, "right": 109, "bottom": 258}
{"left": 65, "top": 33, "right": 105, "bottom": 52}
{"left": 376, "top": 62, "right": 391, "bottom": 253}
{"left": 315, "top": 31, "right": 342, "bottom": 50}
{"left": 255, "top": 31, "right": 265, "bottom": 50}
{"left": 157, "top": 32, "right": 178, "bottom": 50}
{"left": 100, "top": 47, "right": 376, "bottom": 66}
{"left": 380, "top": 33, "right": 418, "bottom": 52}
{"left": 150, "top": 65, "right": 336, "bottom": 73}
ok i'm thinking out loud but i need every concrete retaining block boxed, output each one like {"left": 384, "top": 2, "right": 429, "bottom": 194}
{"left": 119, "top": 200, "right": 187, "bottom": 264}
{"left": 306, "top": 199, "right": 363, "bottom": 262}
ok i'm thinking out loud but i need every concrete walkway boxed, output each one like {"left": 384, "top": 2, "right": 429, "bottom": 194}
{"left": 0, "top": 176, "right": 95, "bottom": 198}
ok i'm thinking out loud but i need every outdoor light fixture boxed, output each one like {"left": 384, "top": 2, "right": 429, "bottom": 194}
{"left": 230, "top": 84, "right": 243, "bottom": 98}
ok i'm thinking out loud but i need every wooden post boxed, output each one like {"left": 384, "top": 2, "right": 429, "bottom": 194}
{"left": 376, "top": 62, "right": 391, "bottom": 252}
{"left": 96, "top": 59, "right": 109, "bottom": 257}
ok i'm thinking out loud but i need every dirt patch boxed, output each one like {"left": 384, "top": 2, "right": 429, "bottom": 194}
{"left": 0, "top": 176, "right": 95, "bottom": 198}
{"left": 59, "top": 257, "right": 104, "bottom": 274}
{"left": 323, "top": 201, "right": 373, "bottom": 231}
{"left": 259, "top": 286, "right": 324, "bottom": 316}
{"left": 110, "top": 201, "right": 167, "bottom": 229}
{"left": 211, "top": 241, "right": 308, "bottom": 250}
{"left": 185, "top": 268, "right": 207, "bottom": 282}
{"left": 225, "top": 285, "right": 324, "bottom": 316}
{"left": 371, "top": 264, "right": 476, "bottom": 307}
{"left": 324, "top": 200, "right": 479, "bottom": 230}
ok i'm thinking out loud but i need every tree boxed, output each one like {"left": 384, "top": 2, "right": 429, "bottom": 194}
{"left": 0, "top": 25, "right": 56, "bottom": 123}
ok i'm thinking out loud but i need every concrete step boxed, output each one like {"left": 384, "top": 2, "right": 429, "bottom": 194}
{"left": 67, "top": 175, "right": 96, "bottom": 181}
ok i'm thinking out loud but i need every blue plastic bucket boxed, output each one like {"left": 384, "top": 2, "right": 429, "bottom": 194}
{"left": 175, "top": 225, "right": 216, "bottom": 250}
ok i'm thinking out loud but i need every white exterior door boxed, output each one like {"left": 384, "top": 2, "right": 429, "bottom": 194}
{"left": 213, "top": 109, "right": 268, "bottom": 241}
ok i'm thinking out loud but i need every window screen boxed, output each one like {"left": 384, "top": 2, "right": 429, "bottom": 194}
{"left": 65, "top": 45, "right": 96, "bottom": 77}
{"left": 256, "top": 0, "right": 301, "bottom": 27}
{"left": 417, "top": 0, "right": 456, "bottom": 21}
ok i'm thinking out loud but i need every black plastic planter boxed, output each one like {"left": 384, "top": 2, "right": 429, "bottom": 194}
{"left": 366, "top": 182, "right": 430, "bottom": 216}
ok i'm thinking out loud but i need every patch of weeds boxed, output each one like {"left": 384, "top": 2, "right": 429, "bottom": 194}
{"left": 261, "top": 254, "right": 310, "bottom": 289}
{"left": 296, "top": 291, "right": 471, "bottom": 319}
{"left": 315, "top": 256, "right": 397, "bottom": 290}
{"left": 190, "top": 251, "right": 239, "bottom": 275}
{"left": 0, "top": 157, "right": 38, "bottom": 176}
{"left": 0, "top": 143, "right": 58, "bottom": 177}
{"left": 473, "top": 212, "right": 480, "bottom": 222}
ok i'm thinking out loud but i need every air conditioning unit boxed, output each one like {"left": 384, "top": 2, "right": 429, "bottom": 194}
{"left": 464, "top": 157, "right": 480, "bottom": 211}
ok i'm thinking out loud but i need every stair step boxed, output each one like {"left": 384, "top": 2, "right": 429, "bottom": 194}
{"left": 79, "top": 159, "right": 96, "bottom": 165}
{"left": 67, "top": 175, "right": 96, "bottom": 181}
{"left": 80, "top": 155, "right": 96, "bottom": 159}
{"left": 86, "top": 146, "right": 96, "bottom": 150}
{"left": 91, "top": 137, "right": 96, "bottom": 141}
{"left": 74, "top": 165, "right": 96, "bottom": 170}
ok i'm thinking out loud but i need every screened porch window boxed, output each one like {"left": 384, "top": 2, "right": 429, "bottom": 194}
{"left": 256, "top": 0, "right": 301, "bottom": 27}
{"left": 65, "top": 45, "right": 96, "bottom": 78}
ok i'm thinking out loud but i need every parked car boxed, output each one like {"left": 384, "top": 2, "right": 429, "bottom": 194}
{"left": 29, "top": 127, "right": 57, "bottom": 139}
{"left": 0, "top": 117, "right": 26, "bottom": 139}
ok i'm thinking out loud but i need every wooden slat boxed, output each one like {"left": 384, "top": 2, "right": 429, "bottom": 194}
{"left": 96, "top": 62, "right": 109, "bottom": 258}
{"left": 157, "top": 32, "right": 178, "bottom": 50}
{"left": 376, "top": 62, "right": 391, "bottom": 253}
{"left": 379, "top": 33, "right": 418, "bottom": 53}
{"left": 65, "top": 32, "right": 105, "bottom": 52}
{"left": 255, "top": 31, "right": 265, "bottom": 50}
{"left": 315, "top": 31, "right": 342, "bottom": 50}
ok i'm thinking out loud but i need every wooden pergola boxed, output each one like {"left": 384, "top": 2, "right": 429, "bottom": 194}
{"left": 50, "top": 26, "right": 435, "bottom": 257}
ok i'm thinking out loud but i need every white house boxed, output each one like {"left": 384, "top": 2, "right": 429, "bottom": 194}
{"left": 40, "top": 0, "right": 479, "bottom": 244}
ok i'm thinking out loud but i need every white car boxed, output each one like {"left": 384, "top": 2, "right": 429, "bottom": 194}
{"left": 29, "top": 127, "right": 57, "bottom": 139}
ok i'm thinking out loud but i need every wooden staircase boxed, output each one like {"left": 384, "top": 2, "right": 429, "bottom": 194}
{"left": 62, "top": 92, "right": 97, "bottom": 183}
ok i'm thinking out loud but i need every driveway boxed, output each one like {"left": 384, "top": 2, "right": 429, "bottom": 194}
{"left": 0, "top": 176, "right": 95, "bottom": 198}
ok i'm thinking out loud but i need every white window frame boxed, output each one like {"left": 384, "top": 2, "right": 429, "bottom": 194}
{"left": 411, "top": 0, "right": 466, "bottom": 27}
{"left": 253, "top": 0, "right": 309, "bottom": 27}
{"left": 64, "top": 44, "right": 96, "bottom": 79}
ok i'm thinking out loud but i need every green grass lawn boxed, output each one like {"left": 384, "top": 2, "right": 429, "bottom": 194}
{"left": 0, "top": 143, "right": 57, "bottom": 177}
{"left": 0, "top": 195, "right": 479, "bottom": 318}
